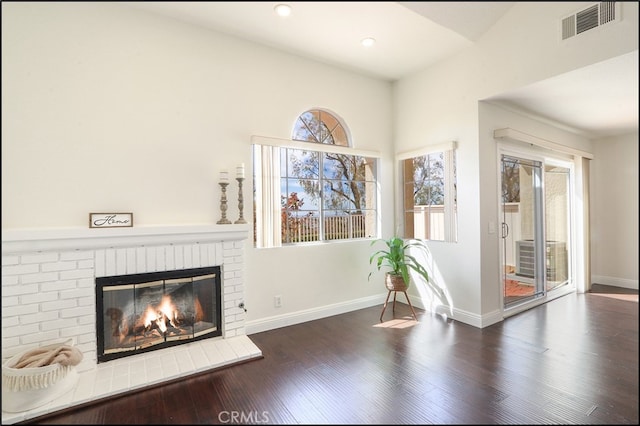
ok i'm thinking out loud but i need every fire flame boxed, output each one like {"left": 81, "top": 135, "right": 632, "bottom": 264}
{"left": 110, "top": 293, "right": 205, "bottom": 346}
{"left": 143, "top": 295, "right": 179, "bottom": 333}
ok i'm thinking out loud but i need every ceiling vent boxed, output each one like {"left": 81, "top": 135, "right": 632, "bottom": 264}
{"left": 561, "top": 2, "right": 620, "bottom": 40}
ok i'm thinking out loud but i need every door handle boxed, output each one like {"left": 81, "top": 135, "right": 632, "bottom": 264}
{"left": 501, "top": 222, "right": 509, "bottom": 239}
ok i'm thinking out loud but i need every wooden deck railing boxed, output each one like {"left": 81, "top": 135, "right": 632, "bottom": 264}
{"left": 283, "top": 214, "right": 367, "bottom": 243}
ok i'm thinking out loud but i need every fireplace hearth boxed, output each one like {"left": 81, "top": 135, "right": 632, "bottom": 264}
{"left": 2, "top": 224, "right": 261, "bottom": 425}
{"left": 96, "top": 266, "right": 222, "bottom": 363}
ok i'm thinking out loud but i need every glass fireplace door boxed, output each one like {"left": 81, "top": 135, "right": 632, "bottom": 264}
{"left": 97, "top": 266, "right": 221, "bottom": 363}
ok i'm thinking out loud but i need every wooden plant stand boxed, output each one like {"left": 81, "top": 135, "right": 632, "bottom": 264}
{"left": 380, "top": 289, "right": 418, "bottom": 322}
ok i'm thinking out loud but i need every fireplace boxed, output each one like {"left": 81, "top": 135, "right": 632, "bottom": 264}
{"left": 96, "top": 266, "right": 222, "bottom": 363}
{"left": 2, "top": 224, "right": 262, "bottom": 425}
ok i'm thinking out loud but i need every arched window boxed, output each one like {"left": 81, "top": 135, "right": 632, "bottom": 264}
{"left": 253, "top": 109, "right": 378, "bottom": 247}
{"left": 292, "top": 110, "right": 349, "bottom": 146}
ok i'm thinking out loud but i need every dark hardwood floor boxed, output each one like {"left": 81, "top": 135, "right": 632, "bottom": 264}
{"left": 23, "top": 285, "right": 638, "bottom": 424}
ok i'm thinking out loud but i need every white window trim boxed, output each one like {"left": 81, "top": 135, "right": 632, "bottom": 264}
{"left": 396, "top": 141, "right": 457, "bottom": 161}
{"left": 251, "top": 135, "right": 381, "bottom": 159}
{"left": 253, "top": 144, "right": 282, "bottom": 248}
{"left": 443, "top": 149, "right": 457, "bottom": 242}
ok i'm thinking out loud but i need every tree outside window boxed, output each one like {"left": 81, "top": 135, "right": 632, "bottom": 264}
{"left": 403, "top": 149, "right": 457, "bottom": 242}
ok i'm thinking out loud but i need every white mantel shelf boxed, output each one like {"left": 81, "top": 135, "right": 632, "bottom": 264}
{"left": 2, "top": 224, "right": 251, "bottom": 254}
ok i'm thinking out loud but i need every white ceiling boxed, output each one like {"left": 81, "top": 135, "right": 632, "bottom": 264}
{"left": 125, "top": 1, "right": 638, "bottom": 139}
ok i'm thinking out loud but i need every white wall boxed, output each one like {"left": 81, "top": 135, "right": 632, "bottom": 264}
{"left": 2, "top": 2, "right": 638, "bottom": 333}
{"left": 393, "top": 2, "right": 637, "bottom": 326}
{"left": 1, "top": 3, "right": 394, "bottom": 333}
{"left": 591, "top": 132, "right": 639, "bottom": 289}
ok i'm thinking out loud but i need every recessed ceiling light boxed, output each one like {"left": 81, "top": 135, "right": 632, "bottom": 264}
{"left": 361, "top": 37, "right": 376, "bottom": 47}
{"left": 274, "top": 4, "right": 292, "bottom": 17}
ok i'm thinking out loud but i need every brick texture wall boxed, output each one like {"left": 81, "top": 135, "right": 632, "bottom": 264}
{"left": 2, "top": 238, "right": 246, "bottom": 373}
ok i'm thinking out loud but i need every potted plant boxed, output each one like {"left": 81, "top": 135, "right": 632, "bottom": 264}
{"left": 368, "top": 236, "right": 433, "bottom": 291}
{"left": 369, "top": 236, "right": 437, "bottom": 321}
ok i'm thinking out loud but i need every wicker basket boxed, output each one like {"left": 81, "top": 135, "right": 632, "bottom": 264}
{"left": 2, "top": 340, "right": 80, "bottom": 413}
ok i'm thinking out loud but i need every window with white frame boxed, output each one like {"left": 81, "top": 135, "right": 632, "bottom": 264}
{"left": 253, "top": 109, "right": 379, "bottom": 247}
{"left": 400, "top": 143, "right": 458, "bottom": 242}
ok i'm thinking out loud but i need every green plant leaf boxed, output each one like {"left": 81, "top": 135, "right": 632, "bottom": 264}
{"left": 368, "top": 236, "right": 433, "bottom": 288}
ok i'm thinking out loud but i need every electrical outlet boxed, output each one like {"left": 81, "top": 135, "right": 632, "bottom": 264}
{"left": 274, "top": 295, "right": 282, "bottom": 308}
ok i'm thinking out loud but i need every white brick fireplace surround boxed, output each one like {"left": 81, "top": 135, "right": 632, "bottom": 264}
{"left": 1, "top": 225, "right": 262, "bottom": 424}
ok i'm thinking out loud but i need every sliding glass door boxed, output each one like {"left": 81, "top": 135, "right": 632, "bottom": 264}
{"left": 500, "top": 152, "right": 572, "bottom": 309}
{"left": 544, "top": 163, "right": 571, "bottom": 292}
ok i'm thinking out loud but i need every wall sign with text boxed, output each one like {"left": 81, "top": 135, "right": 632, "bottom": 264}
{"left": 89, "top": 213, "right": 133, "bottom": 228}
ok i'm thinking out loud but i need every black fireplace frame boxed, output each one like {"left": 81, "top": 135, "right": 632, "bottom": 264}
{"left": 96, "top": 266, "right": 222, "bottom": 363}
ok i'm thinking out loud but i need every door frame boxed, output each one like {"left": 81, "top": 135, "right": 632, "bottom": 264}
{"left": 497, "top": 143, "right": 577, "bottom": 318}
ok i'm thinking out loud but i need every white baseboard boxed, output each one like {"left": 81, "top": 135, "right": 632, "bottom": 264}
{"left": 409, "top": 295, "right": 501, "bottom": 329}
{"left": 248, "top": 286, "right": 563, "bottom": 335}
{"left": 592, "top": 275, "right": 639, "bottom": 290}
{"left": 245, "top": 294, "right": 386, "bottom": 335}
